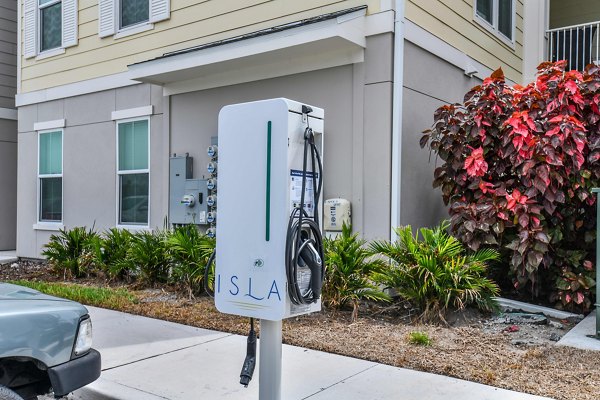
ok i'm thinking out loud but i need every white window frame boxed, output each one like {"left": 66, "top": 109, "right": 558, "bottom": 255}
{"left": 37, "top": 129, "right": 64, "bottom": 226}
{"left": 99, "top": 0, "right": 170, "bottom": 39}
{"left": 38, "top": 0, "right": 62, "bottom": 54}
{"left": 115, "top": 0, "right": 154, "bottom": 38}
{"left": 115, "top": 116, "right": 151, "bottom": 229}
{"left": 473, "top": 0, "right": 516, "bottom": 48}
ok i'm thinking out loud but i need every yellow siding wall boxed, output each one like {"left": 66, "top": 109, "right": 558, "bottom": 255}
{"left": 21, "top": 0, "right": 381, "bottom": 92}
{"left": 407, "top": 0, "right": 524, "bottom": 83}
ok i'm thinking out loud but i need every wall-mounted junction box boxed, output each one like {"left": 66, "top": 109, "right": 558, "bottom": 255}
{"left": 169, "top": 155, "right": 209, "bottom": 225}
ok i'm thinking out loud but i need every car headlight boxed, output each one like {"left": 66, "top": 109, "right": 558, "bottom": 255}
{"left": 73, "top": 318, "right": 93, "bottom": 357}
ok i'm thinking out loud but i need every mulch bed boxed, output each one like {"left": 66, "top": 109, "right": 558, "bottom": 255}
{"left": 2, "top": 260, "right": 599, "bottom": 400}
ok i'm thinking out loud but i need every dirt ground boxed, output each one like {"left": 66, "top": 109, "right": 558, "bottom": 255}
{"left": 2, "top": 261, "right": 600, "bottom": 400}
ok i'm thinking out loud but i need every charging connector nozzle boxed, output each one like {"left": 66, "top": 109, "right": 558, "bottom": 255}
{"left": 239, "top": 318, "right": 257, "bottom": 387}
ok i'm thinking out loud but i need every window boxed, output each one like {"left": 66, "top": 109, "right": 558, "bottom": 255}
{"left": 475, "top": 0, "right": 514, "bottom": 42}
{"left": 38, "top": 130, "right": 63, "bottom": 223}
{"left": 117, "top": 119, "right": 149, "bottom": 226}
{"left": 39, "top": 0, "right": 62, "bottom": 52}
{"left": 23, "top": 0, "right": 77, "bottom": 58}
{"left": 99, "top": 0, "right": 170, "bottom": 38}
{"left": 120, "top": 0, "right": 149, "bottom": 29}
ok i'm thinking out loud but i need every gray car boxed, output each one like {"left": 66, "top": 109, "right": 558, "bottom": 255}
{"left": 0, "top": 283, "right": 101, "bottom": 400}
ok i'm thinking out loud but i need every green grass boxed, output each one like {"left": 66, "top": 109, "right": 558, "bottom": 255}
{"left": 407, "top": 331, "right": 432, "bottom": 346}
{"left": 8, "top": 280, "right": 138, "bottom": 309}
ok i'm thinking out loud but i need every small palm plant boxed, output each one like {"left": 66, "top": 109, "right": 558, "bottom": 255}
{"left": 42, "top": 226, "right": 100, "bottom": 278}
{"left": 167, "top": 225, "right": 215, "bottom": 298}
{"left": 92, "top": 228, "right": 135, "bottom": 282}
{"left": 370, "top": 221, "right": 500, "bottom": 323}
{"left": 323, "top": 224, "right": 391, "bottom": 321}
{"left": 128, "top": 230, "right": 170, "bottom": 285}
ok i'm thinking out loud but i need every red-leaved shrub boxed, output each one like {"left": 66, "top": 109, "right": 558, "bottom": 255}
{"left": 421, "top": 61, "right": 598, "bottom": 311}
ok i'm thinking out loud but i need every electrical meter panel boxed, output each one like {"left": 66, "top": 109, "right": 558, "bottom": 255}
{"left": 215, "top": 98, "right": 324, "bottom": 321}
{"left": 169, "top": 155, "right": 209, "bottom": 225}
{"left": 324, "top": 198, "right": 351, "bottom": 231}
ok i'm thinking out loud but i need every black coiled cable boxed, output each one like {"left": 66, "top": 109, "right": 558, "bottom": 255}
{"left": 285, "top": 120, "right": 325, "bottom": 305}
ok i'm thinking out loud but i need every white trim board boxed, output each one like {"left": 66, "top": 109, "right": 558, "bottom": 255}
{"left": 33, "top": 223, "right": 64, "bottom": 231}
{"left": 112, "top": 105, "right": 153, "bottom": 120}
{"left": 17, "top": 72, "right": 141, "bottom": 107}
{"left": 0, "top": 108, "right": 17, "bottom": 120}
{"left": 34, "top": 119, "right": 65, "bottom": 131}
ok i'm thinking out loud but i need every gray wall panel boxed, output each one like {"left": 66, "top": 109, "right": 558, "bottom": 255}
{"left": 365, "top": 33, "right": 394, "bottom": 85}
{"left": 0, "top": 96, "right": 14, "bottom": 109}
{"left": 0, "top": 119, "right": 16, "bottom": 249}
{"left": 0, "top": 4, "right": 15, "bottom": 109}
{"left": 64, "top": 90, "right": 115, "bottom": 126}
{"left": 17, "top": 131, "right": 37, "bottom": 257}
{"left": 170, "top": 66, "right": 375, "bottom": 233}
{"left": 363, "top": 83, "right": 392, "bottom": 239}
{"left": 63, "top": 122, "right": 116, "bottom": 230}
{"left": 0, "top": 118, "right": 15, "bottom": 142}
{"left": 149, "top": 114, "right": 166, "bottom": 225}
{"left": 37, "top": 99, "right": 64, "bottom": 123}
{"left": 18, "top": 104, "right": 36, "bottom": 133}
{"left": 17, "top": 84, "right": 165, "bottom": 258}
{"left": 0, "top": 18, "right": 17, "bottom": 33}
{"left": 116, "top": 84, "right": 152, "bottom": 111}
{"left": 0, "top": 0, "right": 17, "bottom": 11}
{"left": 400, "top": 41, "right": 481, "bottom": 230}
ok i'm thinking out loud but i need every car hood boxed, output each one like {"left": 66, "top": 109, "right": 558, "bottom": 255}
{"left": 0, "top": 282, "right": 72, "bottom": 302}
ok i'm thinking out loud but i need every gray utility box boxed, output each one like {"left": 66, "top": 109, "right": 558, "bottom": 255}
{"left": 169, "top": 155, "right": 209, "bottom": 225}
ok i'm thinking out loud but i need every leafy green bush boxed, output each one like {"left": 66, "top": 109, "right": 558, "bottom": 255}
{"left": 167, "top": 225, "right": 215, "bottom": 298}
{"left": 370, "top": 221, "right": 500, "bottom": 323}
{"left": 92, "top": 228, "right": 135, "bottom": 281}
{"left": 323, "top": 224, "right": 391, "bottom": 321}
{"left": 42, "top": 227, "right": 100, "bottom": 278}
{"left": 128, "top": 230, "right": 170, "bottom": 285}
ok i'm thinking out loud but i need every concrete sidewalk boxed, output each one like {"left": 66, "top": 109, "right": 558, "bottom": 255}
{"left": 0, "top": 250, "right": 17, "bottom": 265}
{"left": 73, "top": 307, "right": 553, "bottom": 400}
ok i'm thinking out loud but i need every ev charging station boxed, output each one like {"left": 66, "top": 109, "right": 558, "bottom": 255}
{"left": 214, "top": 98, "right": 325, "bottom": 399}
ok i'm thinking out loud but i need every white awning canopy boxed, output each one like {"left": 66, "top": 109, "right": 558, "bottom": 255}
{"left": 127, "top": 7, "right": 368, "bottom": 96}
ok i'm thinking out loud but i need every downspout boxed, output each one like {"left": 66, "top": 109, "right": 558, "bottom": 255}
{"left": 390, "top": 0, "right": 405, "bottom": 240}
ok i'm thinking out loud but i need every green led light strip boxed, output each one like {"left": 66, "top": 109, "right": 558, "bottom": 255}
{"left": 266, "top": 121, "right": 272, "bottom": 242}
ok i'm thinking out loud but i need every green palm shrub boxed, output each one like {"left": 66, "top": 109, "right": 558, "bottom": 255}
{"left": 128, "top": 230, "right": 170, "bottom": 285}
{"left": 167, "top": 225, "right": 215, "bottom": 298}
{"left": 370, "top": 221, "right": 500, "bottom": 323}
{"left": 92, "top": 228, "right": 135, "bottom": 281}
{"left": 323, "top": 224, "right": 391, "bottom": 321}
{"left": 42, "top": 226, "right": 100, "bottom": 278}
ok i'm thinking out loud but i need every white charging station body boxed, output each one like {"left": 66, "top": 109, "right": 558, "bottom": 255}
{"left": 215, "top": 98, "right": 324, "bottom": 321}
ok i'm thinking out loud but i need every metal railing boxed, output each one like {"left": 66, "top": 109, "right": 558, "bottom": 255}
{"left": 547, "top": 21, "right": 600, "bottom": 71}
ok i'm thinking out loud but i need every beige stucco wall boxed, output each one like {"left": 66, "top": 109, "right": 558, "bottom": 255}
{"left": 407, "top": 0, "right": 524, "bottom": 83}
{"left": 20, "top": 0, "right": 382, "bottom": 93}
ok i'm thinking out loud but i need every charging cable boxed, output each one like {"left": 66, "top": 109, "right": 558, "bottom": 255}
{"left": 239, "top": 318, "right": 257, "bottom": 387}
{"left": 285, "top": 106, "right": 325, "bottom": 305}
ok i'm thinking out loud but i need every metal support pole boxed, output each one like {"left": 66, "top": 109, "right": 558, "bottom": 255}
{"left": 259, "top": 319, "right": 282, "bottom": 400}
{"left": 593, "top": 188, "right": 600, "bottom": 339}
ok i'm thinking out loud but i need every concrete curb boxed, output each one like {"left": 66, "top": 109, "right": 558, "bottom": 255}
{"left": 494, "top": 297, "right": 583, "bottom": 320}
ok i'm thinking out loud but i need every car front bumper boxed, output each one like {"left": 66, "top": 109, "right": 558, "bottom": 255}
{"left": 47, "top": 349, "right": 101, "bottom": 396}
